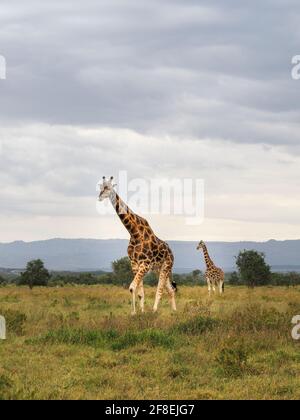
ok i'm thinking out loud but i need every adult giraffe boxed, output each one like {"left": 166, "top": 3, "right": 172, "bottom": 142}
{"left": 98, "top": 177, "right": 177, "bottom": 315}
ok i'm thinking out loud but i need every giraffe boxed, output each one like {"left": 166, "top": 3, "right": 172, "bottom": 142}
{"left": 98, "top": 176, "right": 177, "bottom": 315}
{"left": 197, "top": 241, "right": 225, "bottom": 296}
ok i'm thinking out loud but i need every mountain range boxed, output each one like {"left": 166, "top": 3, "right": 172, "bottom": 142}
{"left": 1, "top": 238, "right": 300, "bottom": 273}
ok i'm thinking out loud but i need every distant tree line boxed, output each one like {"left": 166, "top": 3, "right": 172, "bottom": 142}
{"left": 1, "top": 251, "right": 300, "bottom": 289}
{"left": 0, "top": 275, "right": 6, "bottom": 285}
{"left": 228, "top": 271, "right": 300, "bottom": 287}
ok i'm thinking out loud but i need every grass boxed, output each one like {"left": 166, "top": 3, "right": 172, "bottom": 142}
{"left": 0, "top": 285, "right": 299, "bottom": 400}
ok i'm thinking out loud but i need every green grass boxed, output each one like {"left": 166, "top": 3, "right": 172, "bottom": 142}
{"left": 28, "top": 327, "right": 175, "bottom": 351}
{"left": 173, "top": 315, "right": 218, "bottom": 335}
{"left": 0, "top": 285, "right": 299, "bottom": 400}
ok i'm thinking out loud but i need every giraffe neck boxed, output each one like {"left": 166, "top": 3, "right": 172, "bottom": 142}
{"left": 110, "top": 191, "right": 138, "bottom": 236}
{"left": 202, "top": 244, "right": 214, "bottom": 269}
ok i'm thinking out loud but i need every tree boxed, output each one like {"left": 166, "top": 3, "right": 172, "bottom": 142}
{"left": 112, "top": 257, "right": 133, "bottom": 285}
{"left": 228, "top": 271, "right": 241, "bottom": 286}
{"left": 0, "top": 275, "right": 7, "bottom": 286}
{"left": 19, "top": 259, "right": 50, "bottom": 289}
{"left": 236, "top": 250, "right": 271, "bottom": 288}
{"left": 192, "top": 269, "right": 202, "bottom": 283}
{"left": 145, "top": 271, "right": 157, "bottom": 286}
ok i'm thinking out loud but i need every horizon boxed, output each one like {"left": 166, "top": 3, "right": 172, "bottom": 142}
{"left": 2, "top": 237, "right": 300, "bottom": 245}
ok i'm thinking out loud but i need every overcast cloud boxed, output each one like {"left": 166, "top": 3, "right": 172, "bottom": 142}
{"left": 0, "top": 0, "right": 300, "bottom": 242}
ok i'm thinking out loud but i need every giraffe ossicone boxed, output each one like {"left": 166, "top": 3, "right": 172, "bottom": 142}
{"left": 98, "top": 176, "right": 177, "bottom": 315}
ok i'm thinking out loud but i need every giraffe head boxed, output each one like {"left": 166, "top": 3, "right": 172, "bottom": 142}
{"left": 98, "top": 176, "right": 116, "bottom": 201}
{"left": 197, "top": 240, "right": 205, "bottom": 250}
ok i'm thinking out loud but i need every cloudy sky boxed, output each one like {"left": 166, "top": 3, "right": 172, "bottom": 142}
{"left": 0, "top": 0, "right": 300, "bottom": 242}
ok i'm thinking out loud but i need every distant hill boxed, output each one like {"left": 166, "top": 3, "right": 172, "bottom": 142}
{"left": 0, "top": 239, "right": 300, "bottom": 273}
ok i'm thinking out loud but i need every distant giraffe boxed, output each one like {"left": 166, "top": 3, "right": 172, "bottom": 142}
{"left": 98, "top": 177, "right": 177, "bottom": 315}
{"left": 197, "top": 241, "right": 225, "bottom": 295}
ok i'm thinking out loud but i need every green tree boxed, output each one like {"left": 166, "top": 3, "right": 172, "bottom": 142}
{"left": 191, "top": 270, "right": 203, "bottom": 286}
{"left": 0, "top": 275, "right": 7, "bottom": 286}
{"left": 192, "top": 269, "right": 202, "bottom": 283}
{"left": 112, "top": 257, "right": 133, "bottom": 285}
{"left": 236, "top": 250, "right": 271, "bottom": 288}
{"left": 145, "top": 271, "right": 157, "bottom": 286}
{"left": 228, "top": 271, "right": 241, "bottom": 286}
{"left": 19, "top": 259, "right": 50, "bottom": 289}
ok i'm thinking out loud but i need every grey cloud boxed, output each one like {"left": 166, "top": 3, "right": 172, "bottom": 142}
{"left": 0, "top": 0, "right": 299, "bottom": 147}
{"left": 1, "top": 124, "right": 300, "bottom": 224}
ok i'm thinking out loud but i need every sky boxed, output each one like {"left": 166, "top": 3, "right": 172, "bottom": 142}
{"left": 0, "top": 0, "right": 300, "bottom": 242}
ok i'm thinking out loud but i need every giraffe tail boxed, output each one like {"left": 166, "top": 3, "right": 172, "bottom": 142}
{"left": 222, "top": 282, "right": 225, "bottom": 292}
{"left": 171, "top": 277, "right": 178, "bottom": 292}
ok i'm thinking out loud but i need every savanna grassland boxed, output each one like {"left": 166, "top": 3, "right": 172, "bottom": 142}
{"left": 0, "top": 285, "right": 299, "bottom": 400}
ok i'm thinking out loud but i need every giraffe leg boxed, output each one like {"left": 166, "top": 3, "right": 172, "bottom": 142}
{"left": 138, "top": 282, "right": 145, "bottom": 313}
{"left": 219, "top": 280, "right": 224, "bottom": 295}
{"left": 219, "top": 283, "right": 222, "bottom": 295}
{"left": 212, "top": 281, "right": 216, "bottom": 294}
{"left": 153, "top": 270, "right": 167, "bottom": 312}
{"left": 129, "top": 265, "right": 148, "bottom": 315}
{"left": 165, "top": 276, "right": 177, "bottom": 311}
{"left": 207, "top": 279, "right": 212, "bottom": 297}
